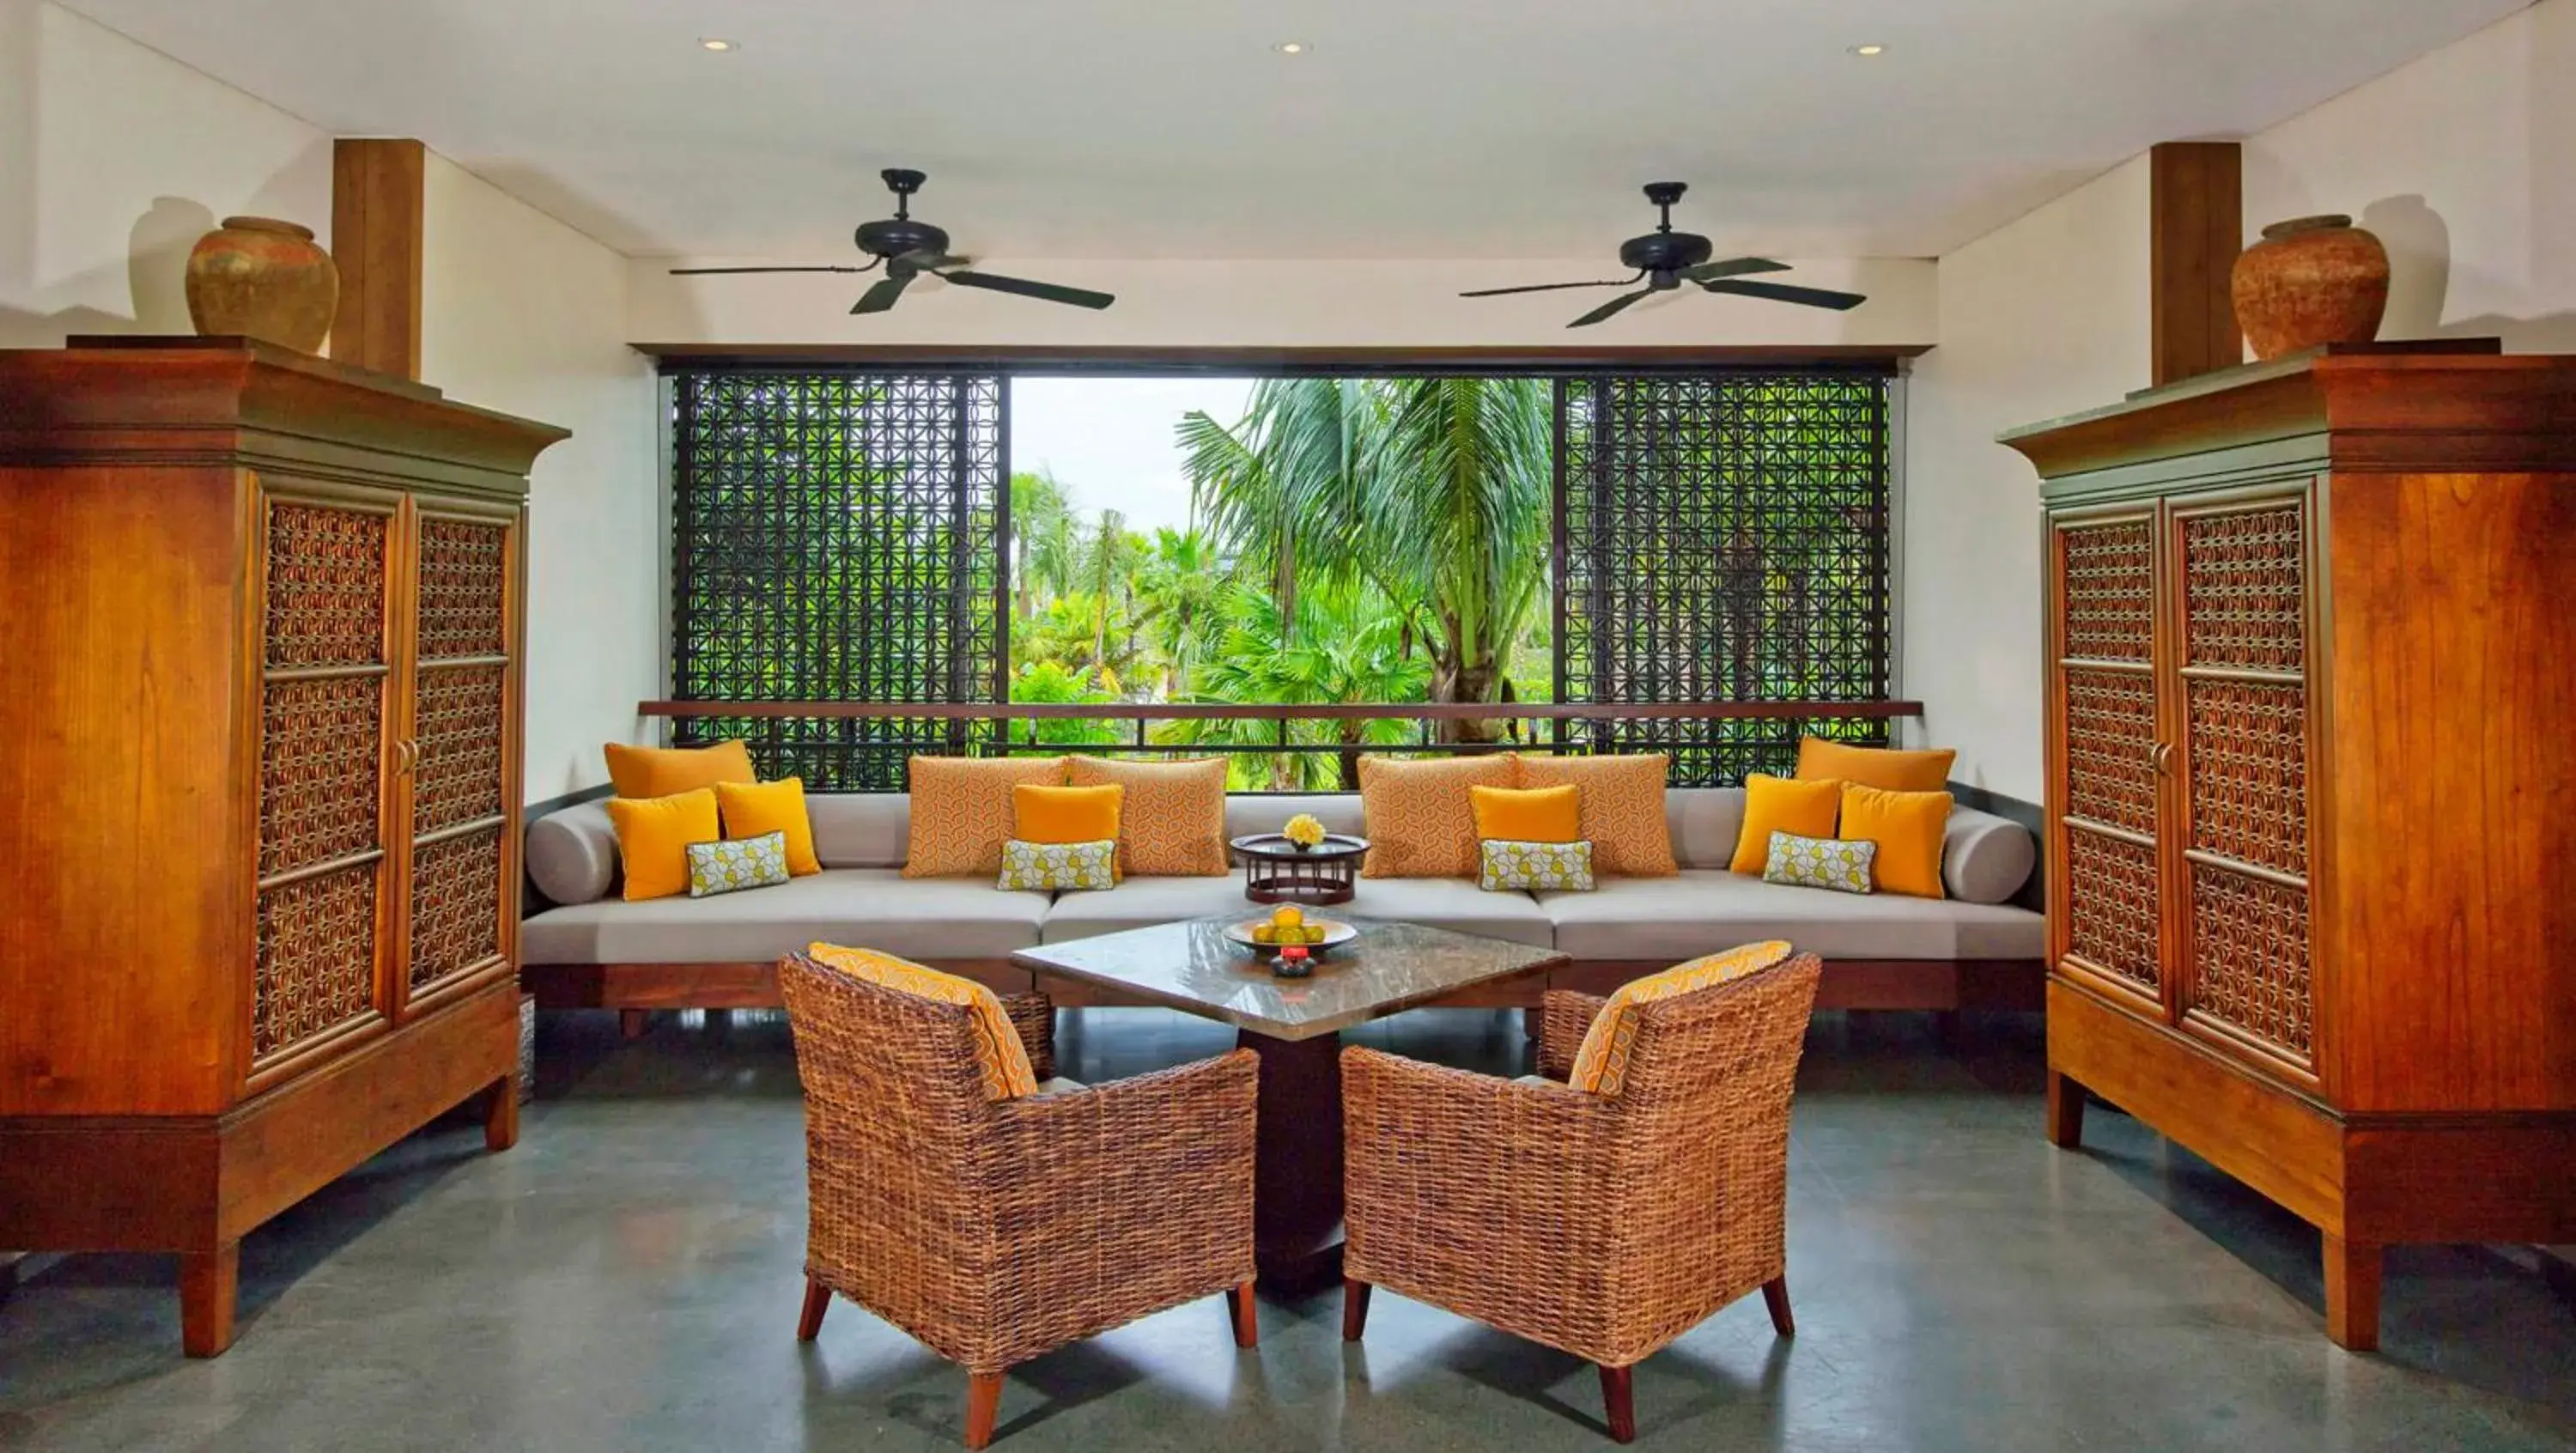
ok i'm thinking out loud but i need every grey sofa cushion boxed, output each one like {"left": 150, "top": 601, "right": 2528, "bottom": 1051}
{"left": 1224, "top": 793, "right": 1366, "bottom": 844}
{"left": 1340, "top": 876, "right": 1554, "bottom": 948}
{"left": 810, "top": 794, "right": 910, "bottom": 869}
{"left": 1040, "top": 875, "right": 1256, "bottom": 942}
{"left": 526, "top": 799, "right": 618, "bottom": 905}
{"left": 1537, "top": 871, "right": 2043, "bottom": 962}
{"left": 520, "top": 869, "right": 1047, "bottom": 964}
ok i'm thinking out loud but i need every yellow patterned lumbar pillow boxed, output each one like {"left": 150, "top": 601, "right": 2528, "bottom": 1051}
{"left": 804, "top": 943, "right": 1038, "bottom": 1100}
{"left": 999, "top": 838, "right": 1117, "bottom": 892}
{"left": 1568, "top": 940, "right": 1795, "bottom": 1097}
{"left": 1761, "top": 831, "right": 1874, "bottom": 895}
{"left": 1479, "top": 838, "right": 1595, "bottom": 892}
{"left": 687, "top": 830, "right": 791, "bottom": 897}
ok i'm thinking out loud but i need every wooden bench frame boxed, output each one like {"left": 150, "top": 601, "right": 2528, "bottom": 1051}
{"left": 521, "top": 957, "right": 2045, "bottom": 1039}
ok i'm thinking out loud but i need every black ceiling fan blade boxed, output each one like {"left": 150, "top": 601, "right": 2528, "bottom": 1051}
{"left": 1699, "top": 277, "right": 1868, "bottom": 311}
{"left": 1460, "top": 277, "right": 1640, "bottom": 298}
{"left": 1680, "top": 257, "right": 1791, "bottom": 283}
{"left": 668, "top": 264, "right": 867, "bottom": 275}
{"left": 851, "top": 272, "right": 914, "bottom": 314}
{"left": 1568, "top": 289, "right": 1655, "bottom": 328}
{"left": 940, "top": 270, "right": 1115, "bottom": 310}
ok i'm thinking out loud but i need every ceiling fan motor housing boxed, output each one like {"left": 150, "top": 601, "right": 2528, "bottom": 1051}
{"left": 1619, "top": 229, "right": 1715, "bottom": 279}
{"left": 855, "top": 216, "right": 951, "bottom": 261}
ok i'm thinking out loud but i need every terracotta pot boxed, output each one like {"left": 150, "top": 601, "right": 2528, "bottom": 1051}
{"left": 185, "top": 216, "right": 339, "bottom": 354}
{"left": 2231, "top": 215, "right": 2390, "bottom": 361}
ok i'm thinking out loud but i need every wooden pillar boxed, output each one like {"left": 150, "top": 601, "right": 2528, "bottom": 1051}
{"left": 331, "top": 138, "right": 426, "bottom": 380}
{"left": 2148, "top": 142, "right": 2244, "bottom": 385}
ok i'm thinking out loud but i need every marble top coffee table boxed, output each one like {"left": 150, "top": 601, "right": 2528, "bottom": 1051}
{"left": 1013, "top": 916, "right": 1568, "bottom": 1291}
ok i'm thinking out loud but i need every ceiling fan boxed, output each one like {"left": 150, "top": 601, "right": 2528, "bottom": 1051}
{"left": 669, "top": 168, "right": 1114, "bottom": 315}
{"left": 1462, "top": 183, "right": 1867, "bottom": 328}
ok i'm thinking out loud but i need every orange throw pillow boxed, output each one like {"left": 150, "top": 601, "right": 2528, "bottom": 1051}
{"left": 805, "top": 944, "right": 1039, "bottom": 1100}
{"left": 605, "top": 739, "right": 756, "bottom": 799}
{"left": 1730, "top": 774, "right": 1843, "bottom": 876}
{"left": 1568, "top": 941, "right": 1795, "bottom": 1097}
{"left": 1795, "top": 738, "right": 1955, "bottom": 794}
{"left": 903, "top": 756, "right": 1067, "bottom": 878}
{"left": 715, "top": 777, "right": 821, "bottom": 876}
{"left": 1516, "top": 753, "right": 1678, "bottom": 877}
{"left": 1469, "top": 783, "right": 1583, "bottom": 843}
{"left": 1014, "top": 783, "right": 1123, "bottom": 844}
{"left": 605, "top": 788, "right": 722, "bottom": 902}
{"left": 1358, "top": 755, "right": 1517, "bottom": 878}
{"left": 1066, "top": 757, "right": 1230, "bottom": 876}
{"left": 1838, "top": 783, "right": 1952, "bottom": 899}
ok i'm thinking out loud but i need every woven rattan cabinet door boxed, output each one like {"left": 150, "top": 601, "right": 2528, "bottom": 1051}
{"left": 2046, "top": 508, "right": 2170, "bottom": 1017}
{"left": 397, "top": 499, "right": 523, "bottom": 1015}
{"left": 249, "top": 481, "right": 402, "bottom": 1091}
{"left": 2168, "top": 487, "right": 2318, "bottom": 1086}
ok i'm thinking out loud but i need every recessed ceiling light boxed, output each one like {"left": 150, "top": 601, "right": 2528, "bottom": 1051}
{"left": 1850, "top": 44, "right": 1887, "bottom": 57}
{"left": 699, "top": 37, "right": 737, "bottom": 52}
{"left": 1273, "top": 40, "right": 1308, "bottom": 55}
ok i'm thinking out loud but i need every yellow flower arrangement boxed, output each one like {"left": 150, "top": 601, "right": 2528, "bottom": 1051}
{"left": 1282, "top": 812, "right": 1327, "bottom": 848}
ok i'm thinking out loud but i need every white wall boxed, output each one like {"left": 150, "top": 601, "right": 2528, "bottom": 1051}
{"left": 1903, "top": 159, "right": 2152, "bottom": 802}
{"left": 0, "top": 0, "right": 658, "bottom": 803}
{"left": 421, "top": 155, "right": 659, "bottom": 804}
{"left": 633, "top": 255, "right": 1937, "bottom": 350}
{"left": 2243, "top": 0, "right": 2576, "bottom": 354}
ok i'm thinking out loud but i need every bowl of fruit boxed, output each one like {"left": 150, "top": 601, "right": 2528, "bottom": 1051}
{"left": 1224, "top": 904, "right": 1356, "bottom": 969}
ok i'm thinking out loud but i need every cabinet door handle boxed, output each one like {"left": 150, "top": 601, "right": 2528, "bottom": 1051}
{"left": 2151, "top": 742, "right": 2175, "bottom": 776}
{"left": 396, "top": 739, "right": 419, "bottom": 776}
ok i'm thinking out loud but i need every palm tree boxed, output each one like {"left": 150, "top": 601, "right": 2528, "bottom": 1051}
{"left": 1129, "top": 526, "right": 1224, "bottom": 696}
{"left": 1180, "top": 377, "right": 1551, "bottom": 739}
{"left": 1073, "top": 508, "right": 1143, "bottom": 671}
{"left": 1158, "top": 581, "right": 1429, "bottom": 789}
{"left": 1009, "top": 471, "right": 1078, "bottom": 622}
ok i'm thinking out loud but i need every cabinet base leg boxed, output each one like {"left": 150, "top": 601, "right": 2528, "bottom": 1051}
{"left": 2324, "top": 1232, "right": 2382, "bottom": 1351}
{"left": 482, "top": 1073, "right": 519, "bottom": 1152}
{"left": 2045, "top": 1069, "right": 2087, "bottom": 1148}
{"left": 179, "top": 1242, "right": 240, "bottom": 1358}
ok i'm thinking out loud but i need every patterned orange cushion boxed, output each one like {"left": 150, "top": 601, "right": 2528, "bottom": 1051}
{"left": 1795, "top": 737, "right": 1956, "bottom": 793}
{"left": 1358, "top": 755, "right": 1518, "bottom": 878}
{"left": 1065, "top": 757, "right": 1230, "bottom": 876}
{"left": 1568, "top": 940, "right": 1795, "bottom": 1097}
{"left": 903, "top": 756, "right": 1068, "bottom": 878}
{"left": 1514, "top": 754, "right": 1678, "bottom": 877}
{"left": 804, "top": 943, "right": 1038, "bottom": 1100}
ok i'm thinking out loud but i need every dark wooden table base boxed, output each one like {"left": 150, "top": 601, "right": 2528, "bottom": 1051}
{"left": 1242, "top": 1029, "right": 1346, "bottom": 1294}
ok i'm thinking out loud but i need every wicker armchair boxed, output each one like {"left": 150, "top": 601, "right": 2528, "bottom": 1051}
{"left": 779, "top": 951, "right": 1261, "bottom": 1450}
{"left": 1341, "top": 953, "right": 1823, "bottom": 1444}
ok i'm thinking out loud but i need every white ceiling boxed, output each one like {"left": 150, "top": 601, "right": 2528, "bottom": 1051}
{"left": 66, "top": 0, "right": 2531, "bottom": 262}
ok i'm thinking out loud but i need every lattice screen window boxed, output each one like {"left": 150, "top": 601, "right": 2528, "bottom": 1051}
{"left": 1556, "top": 373, "right": 1893, "bottom": 784}
{"left": 670, "top": 372, "right": 1005, "bottom": 789}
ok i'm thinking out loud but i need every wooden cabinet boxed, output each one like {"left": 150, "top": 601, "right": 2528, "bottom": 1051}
{"left": 2008, "top": 342, "right": 2576, "bottom": 1349}
{"left": 0, "top": 338, "right": 563, "bottom": 1355}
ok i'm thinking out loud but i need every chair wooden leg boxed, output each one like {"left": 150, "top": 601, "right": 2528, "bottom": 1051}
{"left": 1598, "top": 1363, "right": 1636, "bottom": 1444}
{"left": 796, "top": 1275, "right": 831, "bottom": 1342}
{"left": 1761, "top": 1275, "right": 1795, "bottom": 1337}
{"left": 1341, "top": 1278, "right": 1371, "bottom": 1341}
{"left": 482, "top": 1073, "right": 519, "bottom": 1152}
{"left": 619, "top": 1009, "right": 649, "bottom": 1040}
{"left": 2324, "top": 1233, "right": 2382, "bottom": 1352}
{"left": 179, "top": 1242, "right": 240, "bottom": 1359}
{"left": 2045, "top": 1069, "right": 2086, "bottom": 1148}
{"left": 1225, "top": 1279, "right": 1259, "bottom": 1348}
{"left": 963, "top": 1370, "right": 1005, "bottom": 1450}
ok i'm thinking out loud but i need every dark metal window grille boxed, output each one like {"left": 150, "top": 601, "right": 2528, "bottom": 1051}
{"left": 670, "top": 371, "right": 1006, "bottom": 788}
{"left": 1555, "top": 373, "right": 1894, "bottom": 784}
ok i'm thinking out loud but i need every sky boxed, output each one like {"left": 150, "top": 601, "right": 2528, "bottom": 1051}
{"left": 1007, "top": 376, "right": 1256, "bottom": 536}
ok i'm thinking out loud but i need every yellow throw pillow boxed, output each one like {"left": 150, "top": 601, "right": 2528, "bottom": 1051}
{"left": 1357, "top": 755, "right": 1518, "bottom": 878}
{"left": 1015, "top": 783, "right": 1123, "bottom": 843}
{"left": 1838, "top": 783, "right": 1952, "bottom": 899}
{"left": 904, "top": 756, "right": 1068, "bottom": 878}
{"left": 715, "top": 777, "right": 821, "bottom": 877}
{"left": 1795, "top": 738, "right": 1956, "bottom": 793}
{"left": 605, "top": 787, "right": 722, "bottom": 902}
{"left": 1066, "top": 757, "right": 1230, "bottom": 876}
{"left": 1514, "top": 753, "right": 1678, "bottom": 877}
{"left": 1569, "top": 941, "right": 1795, "bottom": 1097}
{"left": 605, "top": 739, "right": 756, "bottom": 799}
{"left": 1731, "top": 774, "right": 1844, "bottom": 876}
{"left": 1469, "top": 783, "right": 1583, "bottom": 844}
{"left": 805, "top": 944, "right": 1039, "bottom": 1101}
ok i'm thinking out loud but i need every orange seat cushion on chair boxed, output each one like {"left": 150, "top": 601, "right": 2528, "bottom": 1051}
{"left": 904, "top": 756, "right": 1068, "bottom": 878}
{"left": 1568, "top": 940, "right": 1795, "bottom": 1097}
{"left": 1469, "top": 783, "right": 1583, "bottom": 843}
{"left": 1358, "top": 755, "right": 1518, "bottom": 878}
{"left": 1066, "top": 757, "right": 1230, "bottom": 875}
{"left": 716, "top": 776, "right": 821, "bottom": 876}
{"left": 1729, "top": 774, "right": 1844, "bottom": 876}
{"left": 1838, "top": 783, "right": 1953, "bottom": 899}
{"left": 1514, "top": 753, "right": 1677, "bottom": 876}
{"left": 804, "top": 943, "right": 1039, "bottom": 1100}
{"left": 605, "top": 787, "right": 722, "bottom": 902}
{"left": 1795, "top": 737, "right": 1955, "bottom": 793}
{"left": 605, "top": 739, "right": 756, "bottom": 799}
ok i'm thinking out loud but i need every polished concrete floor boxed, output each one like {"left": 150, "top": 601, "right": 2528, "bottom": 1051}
{"left": 3, "top": 1008, "right": 2573, "bottom": 1452}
